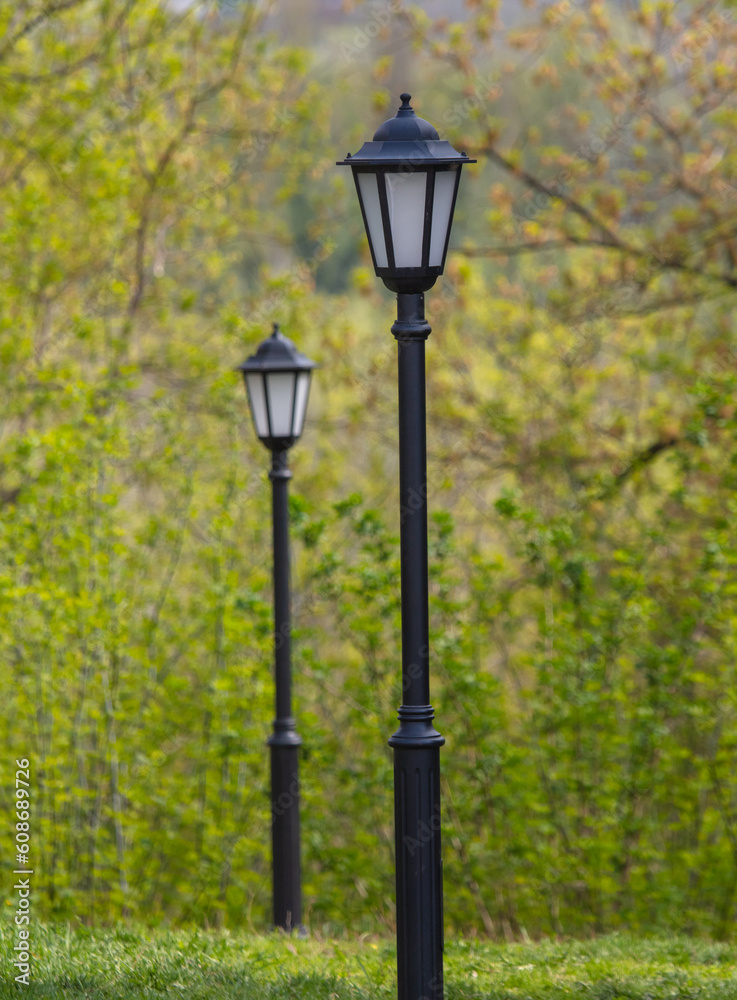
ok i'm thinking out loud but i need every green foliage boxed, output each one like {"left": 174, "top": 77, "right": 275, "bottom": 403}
{"left": 3, "top": 0, "right": 737, "bottom": 941}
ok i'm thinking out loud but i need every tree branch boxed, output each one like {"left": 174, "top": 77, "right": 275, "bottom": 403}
{"left": 597, "top": 437, "right": 680, "bottom": 500}
{"left": 0, "top": 0, "right": 90, "bottom": 61}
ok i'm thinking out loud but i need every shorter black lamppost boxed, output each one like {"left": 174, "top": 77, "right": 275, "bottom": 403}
{"left": 237, "top": 323, "right": 317, "bottom": 932}
{"left": 339, "top": 94, "right": 474, "bottom": 1000}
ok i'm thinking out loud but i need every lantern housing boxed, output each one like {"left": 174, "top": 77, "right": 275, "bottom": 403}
{"left": 337, "top": 93, "right": 475, "bottom": 293}
{"left": 237, "top": 324, "right": 317, "bottom": 451}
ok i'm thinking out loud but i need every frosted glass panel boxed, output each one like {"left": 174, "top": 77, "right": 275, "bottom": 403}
{"left": 292, "top": 371, "right": 311, "bottom": 437}
{"left": 245, "top": 374, "right": 269, "bottom": 438}
{"left": 429, "top": 169, "right": 457, "bottom": 266}
{"left": 265, "top": 372, "right": 296, "bottom": 437}
{"left": 357, "top": 173, "right": 388, "bottom": 268}
{"left": 386, "top": 171, "right": 426, "bottom": 267}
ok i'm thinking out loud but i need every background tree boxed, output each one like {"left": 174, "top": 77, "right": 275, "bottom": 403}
{"left": 3, "top": 0, "right": 737, "bottom": 939}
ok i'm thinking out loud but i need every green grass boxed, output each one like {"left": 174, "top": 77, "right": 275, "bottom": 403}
{"left": 1, "top": 924, "right": 737, "bottom": 998}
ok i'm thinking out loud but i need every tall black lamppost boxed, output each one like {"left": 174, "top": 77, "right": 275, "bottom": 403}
{"left": 237, "top": 323, "right": 317, "bottom": 932}
{"left": 339, "top": 95, "right": 474, "bottom": 1000}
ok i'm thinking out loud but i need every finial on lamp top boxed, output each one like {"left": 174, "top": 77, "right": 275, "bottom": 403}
{"left": 238, "top": 322, "right": 317, "bottom": 374}
{"left": 336, "top": 91, "right": 476, "bottom": 163}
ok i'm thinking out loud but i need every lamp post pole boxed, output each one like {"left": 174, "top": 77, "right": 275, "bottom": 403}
{"left": 269, "top": 445, "right": 301, "bottom": 932}
{"left": 237, "top": 324, "right": 317, "bottom": 933}
{"left": 389, "top": 291, "right": 445, "bottom": 1000}
{"left": 338, "top": 94, "right": 474, "bottom": 1000}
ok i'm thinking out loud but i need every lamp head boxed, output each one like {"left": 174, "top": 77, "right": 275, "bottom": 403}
{"left": 237, "top": 324, "right": 317, "bottom": 451}
{"left": 338, "top": 94, "right": 475, "bottom": 293}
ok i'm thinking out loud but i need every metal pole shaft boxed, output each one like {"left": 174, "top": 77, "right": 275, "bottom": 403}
{"left": 389, "top": 293, "right": 444, "bottom": 1000}
{"left": 268, "top": 448, "right": 302, "bottom": 932}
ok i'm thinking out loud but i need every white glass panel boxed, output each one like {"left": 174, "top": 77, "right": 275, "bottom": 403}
{"left": 357, "top": 172, "right": 388, "bottom": 268}
{"left": 245, "top": 373, "right": 269, "bottom": 438}
{"left": 386, "top": 171, "right": 427, "bottom": 267}
{"left": 429, "top": 169, "right": 458, "bottom": 266}
{"left": 292, "top": 371, "right": 312, "bottom": 438}
{"left": 265, "top": 372, "right": 297, "bottom": 437}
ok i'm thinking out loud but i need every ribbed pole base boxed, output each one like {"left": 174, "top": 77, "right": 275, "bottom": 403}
{"left": 390, "top": 738, "right": 444, "bottom": 1000}
{"left": 269, "top": 738, "right": 301, "bottom": 932}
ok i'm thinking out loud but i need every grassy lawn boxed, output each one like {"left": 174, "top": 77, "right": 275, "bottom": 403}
{"left": 1, "top": 924, "right": 736, "bottom": 998}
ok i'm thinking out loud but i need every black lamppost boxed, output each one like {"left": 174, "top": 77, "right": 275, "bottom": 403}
{"left": 237, "top": 323, "right": 317, "bottom": 933}
{"left": 338, "top": 95, "right": 474, "bottom": 1000}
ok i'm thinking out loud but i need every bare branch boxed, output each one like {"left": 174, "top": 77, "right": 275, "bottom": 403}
{"left": 597, "top": 437, "right": 680, "bottom": 500}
